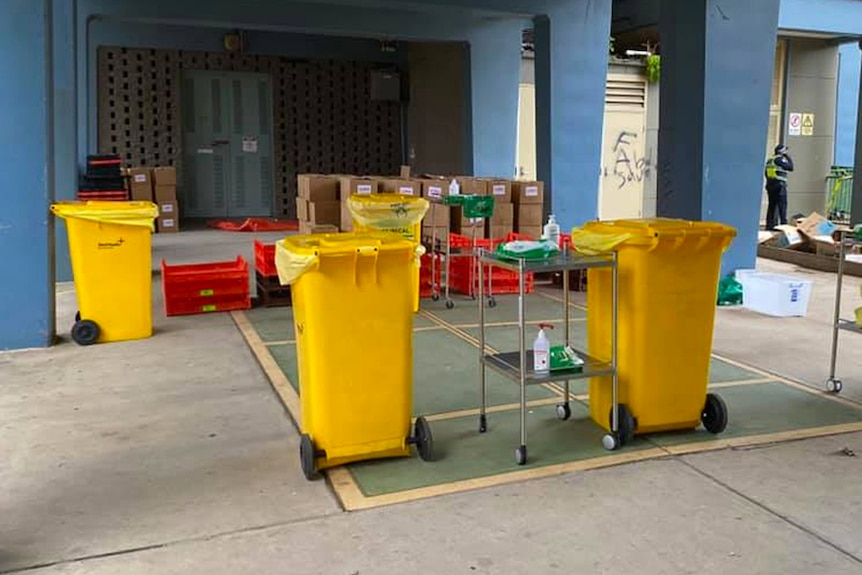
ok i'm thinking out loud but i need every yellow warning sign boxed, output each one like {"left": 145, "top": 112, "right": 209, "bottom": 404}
{"left": 802, "top": 113, "right": 815, "bottom": 136}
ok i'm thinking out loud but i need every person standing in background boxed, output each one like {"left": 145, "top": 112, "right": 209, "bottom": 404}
{"left": 764, "top": 144, "right": 795, "bottom": 230}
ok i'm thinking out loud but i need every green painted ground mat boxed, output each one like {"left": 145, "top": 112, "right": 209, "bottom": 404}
{"left": 239, "top": 291, "right": 862, "bottom": 509}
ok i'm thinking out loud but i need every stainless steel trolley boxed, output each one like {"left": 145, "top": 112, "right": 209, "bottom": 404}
{"left": 425, "top": 195, "right": 497, "bottom": 310}
{"left": 477, "top": 249, "right": 622, "bottom": 466}
{"left": 826, "top": 229, "right": 861, "bottom": 394}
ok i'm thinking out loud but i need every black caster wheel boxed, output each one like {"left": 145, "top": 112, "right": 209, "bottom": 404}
{"left": 413, "top": 416, "right": 434, "bottom": 462}
{"left": 471, "top": 294, "right": 477, "bottom": 301}
{"left": 478, "top": 414, "right": 488, "bottom": 433}
{"left": 300, "top": 434, "right": 318, "bottom": 481}
{"left": 701, "top": 393, "right": 728, "bottom": 434}
{"left": 556, "top": 403, "right": 572, "bottom": 421}
{"left": 431, "top": 293, "right": 440, "bottom": 302}
{"left": 515, "top": 445, "right": 528, "bottom": 466}
{"left": 487, "top": 298, "right": 497, "bottom": 309}
{"left": 71, "top": 319, "right": 100, "bottom": 346}
{"left": 602, "top": 433, "right": 621, "bottom": 451}
{"left": 445, "top": 299, "right": 455, "bottom": 310}
{"left": 826, "top": 378, "right": 843, "bottom": 394}
{"left": 608, "top": 403, "right": 635, "bottom": 445}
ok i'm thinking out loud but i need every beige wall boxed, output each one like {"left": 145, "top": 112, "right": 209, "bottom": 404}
{"left": 783, "top": 38, "right": 838, "bottom": 217}
{"left": 407, "top": 42, "right": 469, "bottom": 176}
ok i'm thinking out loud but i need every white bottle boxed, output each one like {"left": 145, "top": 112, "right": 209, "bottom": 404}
{"left": 543, "top": 214, "right": 561, "bottom": 248}
{"left": 533, "top": 324, "right": 553, "bottom": 376}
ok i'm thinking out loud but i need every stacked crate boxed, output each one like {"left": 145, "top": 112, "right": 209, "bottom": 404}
{"left": 254, "top": 240, "right": 292, "bottom": 307}
{"left": 447, "top": 233, "right": 535, "bottom": 296}
{"left": 78, "top": 155, "right": 128, "bottom": 201}
{"left": 161, "top": 257, "right": 251, "bottom": 316}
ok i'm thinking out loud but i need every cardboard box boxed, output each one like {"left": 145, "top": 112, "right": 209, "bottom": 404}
{"left": 771, "top": 225, "right": 804, "bottom": 249}
{"left": 424, "top": 204, "right": 451, "bottom": 228}
{"left": 485, "top": 180, "right": 513, "bottom": 203}
{"left": 299, "top": 222, "right": 339, "bottom": 235}
{"left": 341, "top": 204, "right": 354, "bottom": 232}
{"left": 456, "top": 177, "right": 487, "bottom": 196}
{"left": 154, "top": 184, "right": 177, "bottom": 204}
{"left": 421, "top": 179, "right": 448, "bottom": 200}
{"left": 381, "top": 179, "right": 420, "bottom": 196}
{"left": 339, "top": 177, "right": 379, "bottom": 200}
{"left": 516, "top": 204, "right": 544, "bottom": 227}
{"left": 421, "top": 225, "right": 450, "bottom": 242}
{"left": 308, "top": 201, "right": 341, "bottom": 226}
{"left": 156, "top": 201, "right": 179, "bottom": 234}
{"left": 400, "top": 165, "right": 412, "bottom": 178}
{"left": 488, "top": 224, "right": 513, "bottom": 240}
{"left": 490, "top": 203, "right": 514, "bottom": 226}
{"left": 513, "top": 181, "right": 544, "bottom": 205}
{"left": 298, "top": 174, "right": 339, "bottom": 202}
{"left": 518, "top": 225, "right": 543, "bottom": 240}
{"left": 296, "top": 198, "right": 309, "bottom": 222}
{"left": 797, "top": 212, "right": 838, "bottom": 239}
{"left": 152, "top": 166, "right": 177, "bottom": 186}
{"left": 128, "top": 168, "right": 153, "bottom": 201}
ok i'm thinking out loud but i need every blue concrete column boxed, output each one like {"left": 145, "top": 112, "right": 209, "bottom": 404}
{"left": 468, "top": 20, "right": 525, "bottom": 178}
{"left": 658, "top": 0, "right": 780, "bottom": 272}
{"left": 0, "top": 0, "right": 55, "bottom": 349}
{"left": 53, "top": 0, "right": 77, "bottom": 282}
{"left": 852, "top": 41, "right": 862, "bottom": 224}
{"left": 535, "top": 0, "right": 613, "bottom": 225}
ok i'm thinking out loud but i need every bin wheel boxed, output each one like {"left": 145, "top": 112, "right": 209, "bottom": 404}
{"left": 701, "top": 393, "right": 728, "bottom": 434}
{"left": 414, "top": 417, "right": 434, "bottom": 462}
{"left": 478, "top": 414, "right": 488, "bottom": 434}
{"left": 826, "top": 378, "right": 843, "bottom": 394}
{"left": 74, "top": 311, "right": 81, "bottom": 322}
{"left": 431, "top": 293, "right": 440, "bottom": 302}
{"left": 515, "top": 445, "right": 527, "bottom": 466}
{"left": 602, "top": 433, "right": 621, "bottom": 451}
{"left": 487, "top": 297, "right": 497, "bottom": 309}
{"left": 300, "top": 434, "right": 318, "bottom": 481}
{"left": 71, "top": 320, "right": 100, "bottom": 346}
{"left": 556, "top": 403, "right": 572, "bottom": 421}
{"left": 609, "top": 404, "right": 635, "bottom": 445}
{"left": 445, "top": 299, "right": 455, "bottom": 310}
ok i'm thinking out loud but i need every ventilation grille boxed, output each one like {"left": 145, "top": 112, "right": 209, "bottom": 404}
{"left": 605, "top": 77, "right": 647, "bottom": 107}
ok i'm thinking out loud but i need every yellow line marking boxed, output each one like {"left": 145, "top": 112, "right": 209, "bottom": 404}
{"left": 425, "top": 397, "right": 569, "bottom": 423}
{"left": 708, "top": 378, "right": 774, "bottom": 389}
{"left": 332, "top": 448, "right": 669, "bottom": 512}
{"left": 536, "top": 289, "right": 588, "bottom": 311}
{"left": 232, "top": 311, "right": 302, "bottom": 424}
{"left": 435, "top": 318, "right": 587, "bottom": 331}
{"left": 658, "top": 422, "right": 862, "bottom": 457}
{"left": 265, "top": 340, "right": 295, "bottom": 347}
{"left": 414, "top": 325, "right": 447, "bottom": 333}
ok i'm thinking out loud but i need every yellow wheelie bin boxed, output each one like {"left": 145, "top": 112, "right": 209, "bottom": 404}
{"left": 580, "top": 219, "right": 736, "bottom": 447}
{"left": 51, "top": 201, "right": 159, "bottom": 346}
{"left": 275, "top": 231, "right": 433, "bottom": 480}
{"left": 347, "top": 194, "right": 430, "bottom": 312}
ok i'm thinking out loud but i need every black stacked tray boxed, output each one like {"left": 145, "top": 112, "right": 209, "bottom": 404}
{"left": 78, "top": 154, "right": 128, "bottom": 201}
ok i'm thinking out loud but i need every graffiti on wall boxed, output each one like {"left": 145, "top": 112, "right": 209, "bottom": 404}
{"left": 602, "top": 130, "right": 653, "bottom": 190}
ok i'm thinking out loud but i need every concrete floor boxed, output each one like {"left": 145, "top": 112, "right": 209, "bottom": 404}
{"left": 1, "top": 230, "right": 861, "bottom": 574}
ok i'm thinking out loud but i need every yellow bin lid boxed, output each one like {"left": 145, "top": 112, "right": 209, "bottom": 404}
{"left": 280, "top": 231, "right": 416, "bottom": 256}
{"left": 50, "top": 201, "right": 159, "bottom": 228}
{"left": 581, "top": 218, "right": 736, "bottom": 246}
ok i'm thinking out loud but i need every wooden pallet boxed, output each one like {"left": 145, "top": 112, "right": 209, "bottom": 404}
{"left": 255, "top": 272, "right": 292, "bottom": 308}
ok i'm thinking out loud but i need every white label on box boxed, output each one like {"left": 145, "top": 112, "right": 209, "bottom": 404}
{"left": 428, "top": 186, "right": 443, "bottom": 198}
{"left": 242, "top": 137, "right": 258, "bottom": 153}
{"left": 197, "top": 148, "right": 214, "bottom": 155}
{"left": 133, "top": 174, "right": 147, "bottom": 183}
{"left": 162, "top": 219, "right": 175, "bottom": 227}
{"left": 161, "top": 203, "right": 175, "bottom": 214}
{"left": 357, "top": 184, "right": 373, "bottom": 195}
{"left": 525, "top": 186, "right": 539, "bottom": 197}
{"left": 399, "top": 186, "right": 415, "bottom": 195}
{"left": 493, "top": 185, "right": 507, "bottom": 196}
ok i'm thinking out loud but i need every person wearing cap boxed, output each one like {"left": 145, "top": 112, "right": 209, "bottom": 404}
{"left": 764, "top": 144, "right": 795, "bottom": 230}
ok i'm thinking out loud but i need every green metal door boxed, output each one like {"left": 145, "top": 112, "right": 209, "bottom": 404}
{"left": 182, "top": 70, "right": 274, "bottom": 218}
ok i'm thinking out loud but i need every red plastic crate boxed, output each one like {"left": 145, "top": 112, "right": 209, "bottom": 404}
{"left": 161, "top": 257, "right": 251, "bottom": 316}
{"left": 254, "top": 240, "right": 278, "bottom": 278}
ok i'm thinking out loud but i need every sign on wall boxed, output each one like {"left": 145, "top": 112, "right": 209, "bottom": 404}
{"left": 788, "top": 113, "right": 802, "bottom": 137}
{"left": 802, "top": 113, "right": 815, "bottom": 136}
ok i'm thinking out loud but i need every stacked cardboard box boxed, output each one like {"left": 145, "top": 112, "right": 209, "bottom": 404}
{"left": 127, "top": 168, "right": 154, "bottom": 202}
{"left": 485, "top": 179, "right": 513, "bottom": 240}
{"left": 453, "top": 177, "right": 488, "bottom": 238}
{"left": 338, "top": 176, "right": 379, "bottom": 232}
{"left": 513, "top": 181, "right": 545, "bottom": 239}
{"left": 381, "top": 179, "right": 420, "bottom": 196}
{"left": 153, "top": 167, "right": 179, "bottom": 234}
{"left": 297, "top": 174, "right": 341, "bottom": 235}
{"left": 419, "top": 178, "right": 450, "bottom": 241}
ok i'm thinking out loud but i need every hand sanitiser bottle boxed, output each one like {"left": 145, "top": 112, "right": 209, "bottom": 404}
{"left": 543, "top": 214, "right": 561, "bottom": 248}
{"left": 533, "top": 324, "right": 553, "bottom": 376}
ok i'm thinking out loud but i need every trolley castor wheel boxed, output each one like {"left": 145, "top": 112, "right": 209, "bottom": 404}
{"left": 608, "top": 403, "right": 635, "bottom": 445}
{"left": 826, "top": 378, "right": 843, "bottom": 394}
{"left": 487, "top": 297, "right": 497, "bottom": 309}
{"left": 445, "top": 299, "right": 455, "bottom": 310}
{"left": 431, "top": 293, "right": 440, "bottom": 302}
{"left": 299, "top": 434, "right": 318, "bottom": 481}
{"left": 556, "top": 403, "right": 572, "bottom": 421}
{"left": 515, "top": 445, "right": 527, "bottom": 466}
{"left": 75, "top": 311, "right": 81, "bottom": 322}
{"left": 602, "top": 433, "right": 621, "bottom": 451}
{"left": 478, "top": 414, "right": 488, "bottom": 433}
{"left": 71, "top": 319, "right": 100, "bottom": 346}
{"left": 701, "top": 393, "right": 728, "bottom": 434}
{"left": 413, "top": 416, "right": 434, "bottom": 461}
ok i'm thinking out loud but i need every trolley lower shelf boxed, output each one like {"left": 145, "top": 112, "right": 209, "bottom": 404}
{"left": 483, "top": 350, "right": 614, "bottom": 385}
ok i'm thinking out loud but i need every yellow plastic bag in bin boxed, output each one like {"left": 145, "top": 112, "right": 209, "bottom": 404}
{"left": 348, "top": 194, "right": 429, "bottom": 241}
{"left": 570, "top": 227, "right": 633, "bottom": 255}
{"left": 275, "top": 231, "right": 426, "bottom": 286}
{"left": 51, "top": 201, "right": 159, "bottom": 230}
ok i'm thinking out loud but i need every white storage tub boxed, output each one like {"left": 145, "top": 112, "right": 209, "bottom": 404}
{"left": 738, "top": 272, "right": 813, "bottom": 317}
